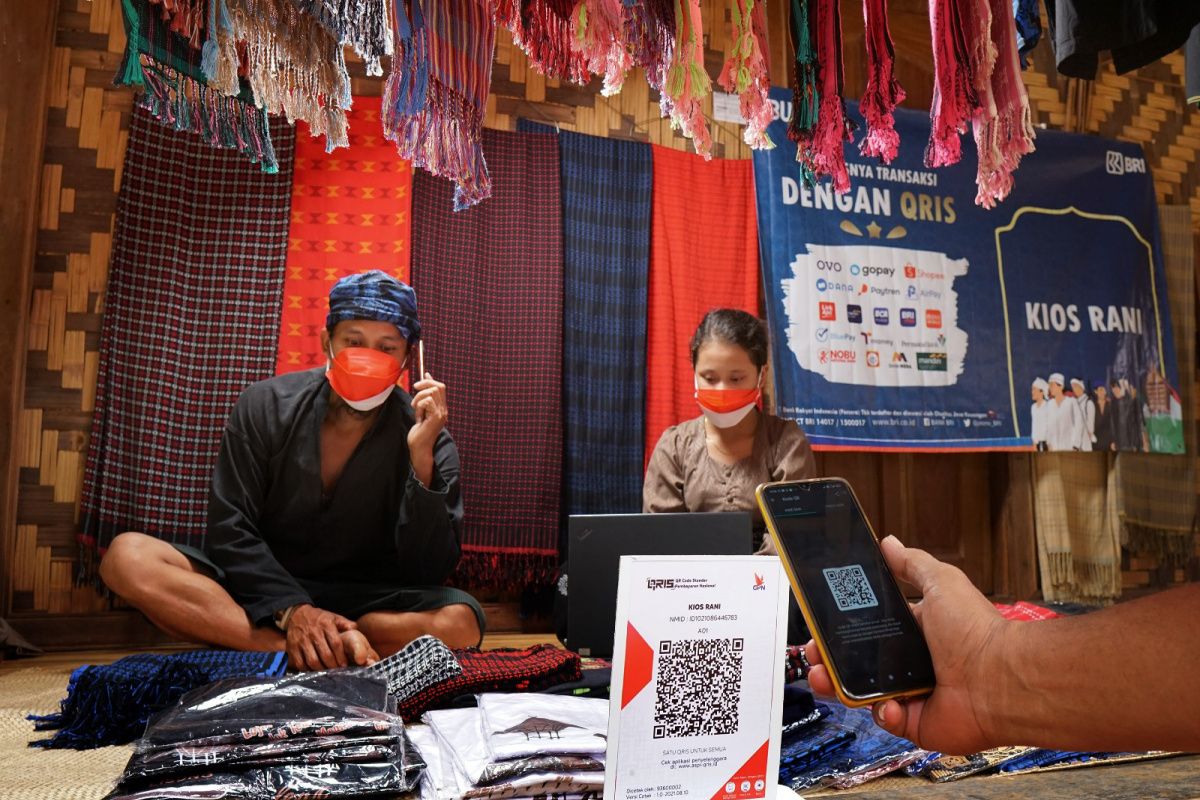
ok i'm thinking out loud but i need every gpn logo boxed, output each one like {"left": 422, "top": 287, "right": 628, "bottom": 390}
{"left": 752, "top": 573, "right": 766, "bottom": 591}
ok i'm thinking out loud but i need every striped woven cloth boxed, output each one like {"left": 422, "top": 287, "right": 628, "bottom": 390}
{"left": 410, "top": 128, "right": 563, "bottom": 587}
{"left": 79, "top": 105, "right": 295, "bottom": 574}
{"left": 520, "top": 123, "right": 652, "bottom": 515}
{"left": 644, "top": 145, "right": 760, "bottom": 465}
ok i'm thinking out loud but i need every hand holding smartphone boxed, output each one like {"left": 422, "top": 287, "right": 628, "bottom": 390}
{"left": 757, "top": 478, "right": 934, "bottom": 707}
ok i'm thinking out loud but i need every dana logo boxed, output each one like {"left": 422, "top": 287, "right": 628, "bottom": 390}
{"left": 646, "top": 578, "right": 676, "bottom": 590}
{"left": 866, "top": 350, "right": 881, "bottom": 368}
{"left": 900, "top": 308, "right": 917, "bottom": 327}
{"left": 1106, "top": 149, "right": 1146, "bottom": 175}
{"left": 818, "top": 279, "right": 854, "bottom": 292}
{"left": 904, "top": 264, "right": 917, "bottom": 279}
{"left": 816, "top": 278, "right": 827, "bottom": 292}
{"left": 874, "top": 308, "right": 889, "bottom": 325}
{"left": 906, "top": 285, "right": 917, "bottom": 299}
{"left": 847, "top": 304, "right": 863, "bottom": 323}
{"left": 815, "top": 327, "right": 831, "bottom": 343}
{"left": 819, "top": 302, "right": 837, "bottom": 321}
{"left": 752, "top": 573, "right": 766, "bottom": 590}
{"left": 926, "top": 309, "right": 943, "bottom": 328}
{"left": 917, "top": 352, "right": 948, "bottom": 371}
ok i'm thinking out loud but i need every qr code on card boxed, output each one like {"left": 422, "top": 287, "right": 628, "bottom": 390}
{"left": 652, "top": 638, "right": 742, "bottom": 739}
{"left": 822, "top": 565, "right": 879, "bottom": 611}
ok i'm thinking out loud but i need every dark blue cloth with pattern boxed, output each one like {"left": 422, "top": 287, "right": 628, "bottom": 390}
{"left": 326, "top": 269, "right": 422, "bottom": 344}
{"left": 29, "top": 650, "right": 287, "bottom": 749}
{"left": 518, "top": 121, "right": 652, "bottom": 518}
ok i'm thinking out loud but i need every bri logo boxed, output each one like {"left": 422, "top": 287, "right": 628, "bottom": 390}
{"left": 1106, "top": 150, "right": 1146, "bottom": 175}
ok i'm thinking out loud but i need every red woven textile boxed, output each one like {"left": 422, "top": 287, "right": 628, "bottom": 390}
{"left": 644, "top": 145, "right": 760, "bottom": 466}
{"left": 275, "top": 96, "right": 413, "bottom": 375}
{"left": 993, "top": 601, "right": 1060, "bottom": 622}
{"left": 410, "top": 128, "right": 563, "bottom": 587}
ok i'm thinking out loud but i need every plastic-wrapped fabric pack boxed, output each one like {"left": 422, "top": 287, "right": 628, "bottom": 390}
{"left": 780, "top": 703, "right": 925, "bottom": 790}
{"left": 105, "top": 670, "right": 424, "bottom": 799}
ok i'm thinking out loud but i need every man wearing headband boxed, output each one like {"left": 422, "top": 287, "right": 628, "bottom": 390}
{"left": 99, "top": 271, "right": 485, "bottom": 670}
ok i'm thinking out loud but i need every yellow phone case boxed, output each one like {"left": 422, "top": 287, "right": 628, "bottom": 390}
{"left": 756, "top": 477, "right": 932, "bottom": 708}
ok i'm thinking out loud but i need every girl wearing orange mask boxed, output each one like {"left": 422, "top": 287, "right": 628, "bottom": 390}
{"left": 643, "top": 309, "right": 817, "bottom": 555}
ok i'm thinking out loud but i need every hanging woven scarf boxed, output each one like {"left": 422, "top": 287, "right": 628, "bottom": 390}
{"left": 149, "top": 0, "right": 207, "bottom": 48}
{"left": 924, "top": 0, "right": 978, "bottom": 168}
{"left": 624, "top": 0, "right": 674, "bottom": 93}
{"left": 662, "top": 0, "right": 713, "bottom": 158}
{"left": 787, "top": 0, "right": 818, "bottom": 183}
{"left": 495, "top": 0, "right": 591, "bottom": 84}
{"left": 971, "top": 0, "right": 1035, "bottom": 208}
{"left": 294, "top": 0, "right": 395, "bottom": 76}
{"left": 570, "top": 0, "right": 634, "bottom": 95}
{"left": 383, "top": 0, "right": 498, "bottom": 210}
{"left": 203, "top": 0, "right": 352, "bottom": 151}
{"left": 718, "top": 0, "right": 773, "bottom": 150}
{"left": 117, "top": 0, "right": 278, "bottom": 171}
{"left": 858, "top": 0, "right": 904, "bottom": 163}
{"left": 806, "top": 0, "right": 856, "bottom": 192}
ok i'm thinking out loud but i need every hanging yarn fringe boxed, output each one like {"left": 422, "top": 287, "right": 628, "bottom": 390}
{"left": 203, "top": 0, "right": 352, "bottom": 152}
{"left": 806, "top": 0, "right": 855, "bottom": 192}
{"left": 858, "top": 0, "right": 904, "bottom": 163}
{"left": 662, "top": 0, "right": 713, "bottom": 158}
{"left": 117, "top": 0, "right": 279, "bottom": 171}
{"left": 971, "top": 0, "right": 1035, "bottom": 207}
{"left": 624, "top": 0, "right": 675, "bottom": 94}
{"left": 148, "top": 0, "right": 207, "bottom": 48}
{"left": 925, "top": 0, "right": 978, "bottom": 168}
{"left": 293, "top": 0, "right": 395, "bottom": 76}
{"left": 718, "top": 0, "right": 774, "bottom": 150}
{"left": 570, "top": 0, "right": 634, "bottom": 95}
{"left": 787, "top": 0, "right": 819, "bottom": 185}
{"left": 495, "top": 0, "right": 591, "bottom": 84}
{"left": 383, "top": 0, "right": 497, "bottom": 210}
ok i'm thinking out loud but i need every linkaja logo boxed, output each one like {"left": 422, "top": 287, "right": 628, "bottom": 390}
{"left": 1106, "top": 150, "right": 1146, "bottom": 175}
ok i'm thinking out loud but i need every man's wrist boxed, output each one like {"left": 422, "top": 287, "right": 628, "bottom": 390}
{"left": 273, "top": 603, "right": 309, "bottom": 631}
{"left": 974, "top": 617, "right": 1023, "bottom": 748}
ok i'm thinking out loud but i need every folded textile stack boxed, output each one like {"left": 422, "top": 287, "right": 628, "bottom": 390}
{"left": 909, "top": 746, "right": 1178, "bottom": 781}
{"left": 29, "top": 649, "right": 287, "bottom": 749}
{"left": 413, "top": 693, "right": 609, "bottom": 800}
{"left": 778, "top": 702, "right": 926, "bottom": 790}
{"left": 102, "top": 670, "right": 424, "bottom": 800}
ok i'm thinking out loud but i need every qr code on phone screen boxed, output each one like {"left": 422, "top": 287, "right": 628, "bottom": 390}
{"left": 822, "top": 565, "right": 879, "bottom": 611}
{"left": 652, "top": 638, "right": 742, "bottom": 738}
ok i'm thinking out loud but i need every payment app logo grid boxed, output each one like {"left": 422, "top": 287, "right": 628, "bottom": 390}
{"left": 822, "top": 565, "right": 879, "bottom": 611}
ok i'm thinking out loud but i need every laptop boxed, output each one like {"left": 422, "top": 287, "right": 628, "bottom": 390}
{"left": 565, "top": 512, "right": 753, "bottom": 657}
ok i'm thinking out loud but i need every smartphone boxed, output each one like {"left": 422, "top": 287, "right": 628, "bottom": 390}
{"left": 756, "top": 478, "right": 935, "bottom": 707}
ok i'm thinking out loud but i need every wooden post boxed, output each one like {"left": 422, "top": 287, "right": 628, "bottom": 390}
{"left": 0, "top": 4, "right": 59, "bottom": 615}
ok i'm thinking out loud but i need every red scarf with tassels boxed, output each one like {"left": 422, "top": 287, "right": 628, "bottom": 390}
{"left": 972, "top": 0, "right": 1035, "bottom": 207}
{"left": 859, "top": 0, "right": 905, "bottom": 163}
{"left": 495, "top": 0, "right": 591, "bottom": 84}
{"left": 806, "top": 0, "right": 855, "bottom": 192}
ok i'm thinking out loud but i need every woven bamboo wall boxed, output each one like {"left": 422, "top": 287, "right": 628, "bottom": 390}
{"left": 6, "top": 0, "right": 1199, "bottom": 620}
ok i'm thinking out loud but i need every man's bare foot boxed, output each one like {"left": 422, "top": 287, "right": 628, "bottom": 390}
{"left": 341, "top": 629, "right": 380, "bottom": 666}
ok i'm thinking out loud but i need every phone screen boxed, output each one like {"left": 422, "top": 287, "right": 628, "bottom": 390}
{"left": 762, "top": 480, "right": 934, "bottom": 700}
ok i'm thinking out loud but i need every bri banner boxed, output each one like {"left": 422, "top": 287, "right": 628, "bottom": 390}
{"left": 752, "top": 87, "right": 1182, "bottom": 454}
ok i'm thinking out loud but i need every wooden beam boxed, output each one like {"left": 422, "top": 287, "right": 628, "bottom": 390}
{"left": 0, "top": 3, "right": 59, "bottom": 616}
{"left": 989, "top": 452, "right": 1040, "bottom": 601}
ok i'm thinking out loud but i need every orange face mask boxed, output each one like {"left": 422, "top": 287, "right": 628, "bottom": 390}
{"left": 694, "top": 380, "right": 762, "bottom": 428}
{"left": 326, "top": 347, "right": 402, "bottom": 411}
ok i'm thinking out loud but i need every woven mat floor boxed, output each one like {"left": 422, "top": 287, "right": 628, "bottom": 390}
{"left": 0, "top": 664, "right": 132, "bottom": 799}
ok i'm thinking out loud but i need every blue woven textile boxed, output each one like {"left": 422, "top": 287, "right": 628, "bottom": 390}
{"left": 999, "top": 749, "right": 1121, "bottom": 773}
{"left": 519, "top": 122, "right": 652, "bottom": 518}
{"left": 29, "top": 649, "right": 287, "bottom": 749}
{"left": 783, "top": 703, "right": 920, "bottom": 790}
